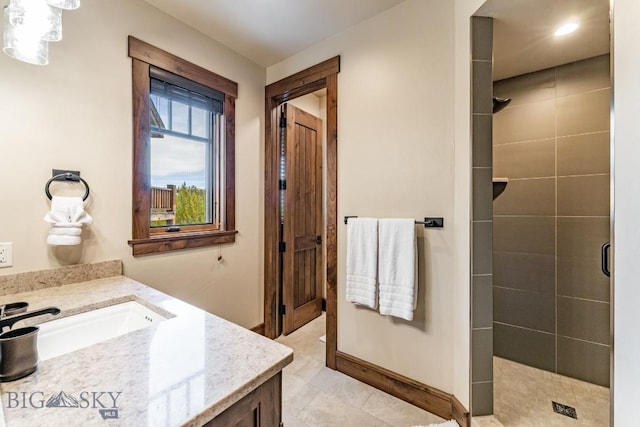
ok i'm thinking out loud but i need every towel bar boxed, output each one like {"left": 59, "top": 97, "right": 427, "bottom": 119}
{"left": 344, "top": 216, "right": 444, "bottom": 228}
{"left": 45, "top": 171, "right": 90, "bottom": 201}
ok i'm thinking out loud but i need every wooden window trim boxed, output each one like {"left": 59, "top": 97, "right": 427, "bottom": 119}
{"left": 128, "top": 36, "right": 237, "bottom": 255}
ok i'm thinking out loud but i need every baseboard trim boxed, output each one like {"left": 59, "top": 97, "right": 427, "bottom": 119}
{"left": 451, "top": 395, "right": 470, "bottom": 427}
{"left": 335, "top": 351, "right": 470, "bottom": 427}
{"left": 250, "top": 323, "right": 265, "bottom": 336}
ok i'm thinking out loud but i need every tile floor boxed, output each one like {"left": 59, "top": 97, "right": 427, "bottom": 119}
{"left": 277, "top": 315, "right": 610, "bottom": 427}
{"left": 474, "top": 357, "right": 610, "bottom": 427}
{"left": 276, "top": 313, "right": 447, "bottom": 427}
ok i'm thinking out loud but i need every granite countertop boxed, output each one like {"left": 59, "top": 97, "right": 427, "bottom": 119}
{"left": 0, "top": 275, "right": 293, "bottom": 427}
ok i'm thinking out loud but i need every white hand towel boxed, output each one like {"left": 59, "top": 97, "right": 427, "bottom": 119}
{"left": 378, "top": 218, "right": 417, "bottom": 321}
{"left": 44, "top": 196, "right": 92, "bottom": 246}
{"left": 346, "top": 218, "right": 378, "bottom": 309}
{"left": 47, "top": 234, "right": 82, "bottom": 246}
{"left": 48, "top": 226, "right": 82, "bottom": 236}
{"left": 44, "top": 196, "right": 93, "bottom": 225}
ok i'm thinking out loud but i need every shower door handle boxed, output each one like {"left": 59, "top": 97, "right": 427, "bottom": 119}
{"left": 601, "top": 242, "right": 611, "bottom": 277}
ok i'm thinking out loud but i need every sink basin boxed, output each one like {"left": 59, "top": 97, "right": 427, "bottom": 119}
{"left": 37, "top": 301, "right": 167, "bottom": 361}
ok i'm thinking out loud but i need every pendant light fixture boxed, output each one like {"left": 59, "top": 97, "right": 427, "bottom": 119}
{"left": 8, "top": 0, "right": 62, "bottom": 42}
{"left": 3, "top": 7, "right": 49, "bottom": 66}
{"left": 45, "top": 0, "right": 80, "bottom": 11}
{"left": 2, "top": 0, "right": 80, "bottom": 65}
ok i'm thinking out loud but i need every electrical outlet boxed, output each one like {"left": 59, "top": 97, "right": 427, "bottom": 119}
{"left": 0, "top": 242, "right": 13, "bottom": 268}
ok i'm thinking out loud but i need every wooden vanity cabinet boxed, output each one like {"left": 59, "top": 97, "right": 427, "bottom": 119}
{"left": 204, "top": 373, "right": 282, "bottom": 427}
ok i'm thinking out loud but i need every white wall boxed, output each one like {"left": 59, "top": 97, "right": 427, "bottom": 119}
{"left": 612, "top": 0, "right": 640, "bottom": 425}
{"left": 269, "top": 0, "right": 458, "bottom": 394}
{"left": 0, "top": 0, "right": 266, "bottom": 328}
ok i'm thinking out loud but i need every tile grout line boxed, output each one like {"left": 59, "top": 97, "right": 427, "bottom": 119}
{"left": 493, "top": 321, "right": 610, "bottom": 347}
{"left": 503, "top": 173, "right": 610, "bottom": 181}
{"left": 493, "top": 284, "right": 611, "bottom": 304}
{"left": 493, "top": 86, "right": 610, "bottom": 111}
{"left": 554, "top": 65, "right": 559, "bottom": 375}
{"left": 494, "top": 214, "right": 610, "bottom": 218}
{"left": 495, "top": 130, "right": 609, "bottom": 146}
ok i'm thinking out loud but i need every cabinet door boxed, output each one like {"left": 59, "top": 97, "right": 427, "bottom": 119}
{"left": 204, "top": 373, "right": 282, "bottom": 427}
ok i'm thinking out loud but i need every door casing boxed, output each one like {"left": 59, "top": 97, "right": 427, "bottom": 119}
{"left": 264, "top": 56, "right": 340, "bottom": 368}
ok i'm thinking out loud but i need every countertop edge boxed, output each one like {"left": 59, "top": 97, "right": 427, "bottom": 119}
{"left": 0, "top": 275, "right": 294, "bottom": 427}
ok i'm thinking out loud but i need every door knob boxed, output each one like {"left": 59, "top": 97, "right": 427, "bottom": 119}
{"left": 315, "top": 235, "right": 322, "bottom": 244}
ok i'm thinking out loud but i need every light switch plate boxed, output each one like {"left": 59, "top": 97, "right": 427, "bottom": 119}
{"left": 0, "top": 242, "right": 13, "bottom": 268}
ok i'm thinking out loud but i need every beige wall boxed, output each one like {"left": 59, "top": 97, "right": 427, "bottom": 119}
{"left": 0, "top": 0, "right": 266, "bottom": 328}
{"left": 287, "top": 93, "right": 322, "bottom": 117}
{"left": 269, "top": 0, "right": 458, "bottom": 393}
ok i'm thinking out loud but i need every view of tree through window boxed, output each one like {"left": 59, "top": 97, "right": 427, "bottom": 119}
{"left": 148, "top": 71, "right": 224, "bottom": 228}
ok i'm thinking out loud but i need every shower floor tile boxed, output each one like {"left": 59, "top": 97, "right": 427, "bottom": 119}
{"left": 475, "top": 357, "right": 610, "bottom": 427}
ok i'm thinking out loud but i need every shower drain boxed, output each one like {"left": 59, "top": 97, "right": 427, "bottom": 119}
{"left": 552, "top": 401, "right": 578, "bottom": 419}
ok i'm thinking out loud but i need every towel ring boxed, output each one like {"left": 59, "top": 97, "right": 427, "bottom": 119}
{"left": 45, "top": 173, "right": 90, "bottom": 201}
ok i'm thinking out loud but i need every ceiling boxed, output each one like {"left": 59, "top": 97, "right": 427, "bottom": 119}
{"left": 144, "top": 0, "right": 405, "bottom": 67}
{"left": 145, "top": 0, "right": 610, "bottom": 79}
{"left": 476, "top": 0, "right": 610, "bottom": 80}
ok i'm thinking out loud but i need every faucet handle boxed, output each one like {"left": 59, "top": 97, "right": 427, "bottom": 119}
{"left": 0, "top": 302, "right": 28, "bottom": 318}
{"left": 0, "top": 306, "right": 59, "bottom": 333}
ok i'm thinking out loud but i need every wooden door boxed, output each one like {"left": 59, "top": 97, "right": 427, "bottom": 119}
{"left": 282, "top": 104, "right": 323, "bottom": 335}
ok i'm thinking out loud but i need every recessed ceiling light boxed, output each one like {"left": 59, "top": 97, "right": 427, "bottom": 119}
{"left": 555, "top": 21, "right": 580, "bottom": 37}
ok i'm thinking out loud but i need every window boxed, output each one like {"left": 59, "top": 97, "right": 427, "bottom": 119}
{"left": 128, "top": 37, "right": 237, "bottom": 255}
{"left": 149, "top": 70, "right": 223, "bottom": 229}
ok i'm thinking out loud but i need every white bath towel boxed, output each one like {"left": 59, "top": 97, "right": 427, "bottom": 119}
{"left": 346, "top": 218, "right": 378, "bottom": 309}
{"left": 44, "top": 196, "right": 92, "bottom": 246}
{"left": 378, "top": 218, "right": 417, "bottom": 321}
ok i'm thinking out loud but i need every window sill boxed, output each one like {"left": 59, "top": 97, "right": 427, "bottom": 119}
{"left": 128, "top": 230, "right": 237, "bottom": 256}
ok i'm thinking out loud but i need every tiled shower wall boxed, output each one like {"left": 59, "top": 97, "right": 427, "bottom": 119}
{"left": 470, "top": 16, "right": 494, "bottom": 416}
{"left": 492, "top": 55, "right": 611, "bottom": 387}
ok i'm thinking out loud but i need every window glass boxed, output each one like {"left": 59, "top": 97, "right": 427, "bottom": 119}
{"left": 170, "top": 101, "right": 189, "bottom": 134}
{"left": 149, "top": 76, "right": 222, "bottom": 228}
{"left": 150, "top": 95, "right": 170, "bottom": 129}
{"left": 191, "top": 107, "right": 209, "bottom": 139}
{"left": 128, "top": 36, "right": 237, "bottom": 255}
